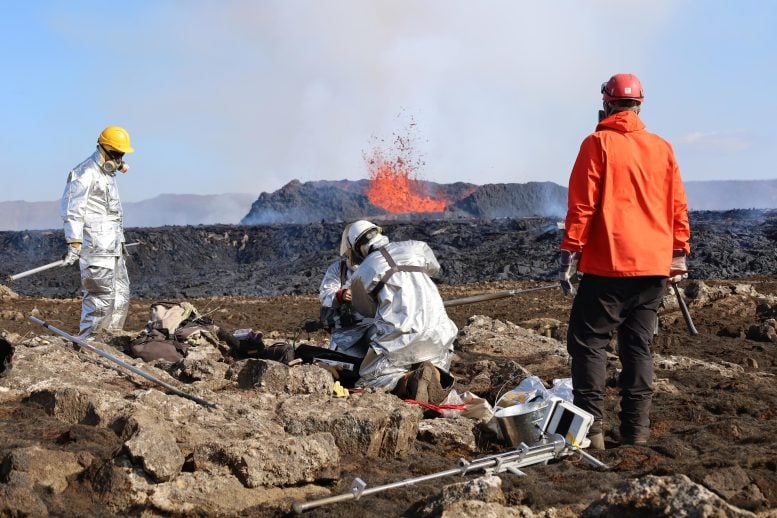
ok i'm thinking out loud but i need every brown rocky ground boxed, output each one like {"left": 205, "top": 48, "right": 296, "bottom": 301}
{"left": 1, "top": 277, "right": 776, "bottom": 516}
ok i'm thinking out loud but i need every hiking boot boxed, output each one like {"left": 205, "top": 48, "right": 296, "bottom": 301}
{"left": 405, "top": 362, "right": 450, "bottom": 405}
{"left": 587, "top": 432, "right": 605, "bottom": 451}
{"left": 620, "top": 435, "right": 649, "bottom": 446}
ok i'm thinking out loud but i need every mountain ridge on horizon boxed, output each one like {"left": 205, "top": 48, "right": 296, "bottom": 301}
{"left": 2, "top": 179, "right": 776, "bottom": 231}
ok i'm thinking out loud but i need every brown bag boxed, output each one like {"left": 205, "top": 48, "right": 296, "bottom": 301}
{"left": 128, "top": 328, "right": 189, "bottom": 363}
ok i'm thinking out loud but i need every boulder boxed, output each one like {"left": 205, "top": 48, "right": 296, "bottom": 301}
{"left": 0, "top": 445, "right": 86, "bottom": 493}
{"left": 419, "top": 475, "right": 506, "bottom": 516}
{"left": 703, "top": 466, "right": 768, "bottom": 511}
{"left": 583, "top": 474, "right": 756, "bottom": 517}
{"left": 120, "top": 412, "right": 184, "bottom": 482}
{"left": 417, "top": 417, "right": 477, "bottom": 452}
{"left": 224, "top": 432, "right": 340, "bottom": 488}
{"left": 278, "top": 391, "right": 423, "bottom": 457}
{"left": 653, "top": 354, "right": 744, "bottom": 378}
{"left": 226, "top": 359, "right": 333, "bottom": 395}
{"left": 441, "top": 501, "right": 536, "bottom": 517}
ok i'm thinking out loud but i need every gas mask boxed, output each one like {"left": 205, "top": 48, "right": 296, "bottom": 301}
{"left": 99, "top": 145, "right": 129, "bottom": 174}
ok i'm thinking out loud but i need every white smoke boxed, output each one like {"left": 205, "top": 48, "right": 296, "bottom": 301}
{"left": 4, "top": 1, "right": 686, "bottom": 202}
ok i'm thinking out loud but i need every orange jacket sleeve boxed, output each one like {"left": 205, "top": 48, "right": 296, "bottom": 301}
{"left": 671, "top": 156, "right": 691, "bottom": 254}
{"left": 561, "top": 135, "right": 602, "bottom": 252}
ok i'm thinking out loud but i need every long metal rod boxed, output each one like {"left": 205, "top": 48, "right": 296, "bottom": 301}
{"left": 444, "top": 284, "right": 558, "bottom": 308}
{"left": 293, "top": 436, "right": 568, "bottom": 513}
{"left": 7, "top": 242, "right": 141, "bottom": 282}
{"left": 8, "top": 260, "right": 65, "bottom": 282}
{"left": 671, "top": 281, "right": 698, "bottom": 336}
{"left": 28, "top": 316, "right": 217, "bottom": 409}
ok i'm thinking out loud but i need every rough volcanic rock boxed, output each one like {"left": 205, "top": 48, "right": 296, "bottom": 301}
{"left": 278, "top": 391, "right": 423, "bottom": 457}
{"left": 3, "top": 210, "right": 777, "bottom": 299}
{"left": 583, "top": 474, "right": 756, "bottom": 517}
{"left": 451, "top": 181, "right": 567, "bottom": 219}
{"left": 419, "top": 475, "right": 507, "bottom": 516}
{"left": 241, "top": 179, "right": 388, "bottom": 225}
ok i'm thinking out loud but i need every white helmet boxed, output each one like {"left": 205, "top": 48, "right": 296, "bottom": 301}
{"left": 339, "top": 223, "right": 354, "bottom": 268}
{"left": 347, "top": 220, "right": 388, "bottom": 265}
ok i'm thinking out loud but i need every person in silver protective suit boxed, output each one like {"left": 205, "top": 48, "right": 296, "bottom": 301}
{"left": 318, "top": 224, "right": 373, "bottom": 357}
{"left": 346, "top": 220, "right": 457, "bottom": 403}
{"left": 60, "top": 126, "right": 134, "bottom": 338}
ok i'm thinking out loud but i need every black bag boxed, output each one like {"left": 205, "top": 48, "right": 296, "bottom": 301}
{"left": 0, "top": 337, "right": 14, "bottom": 378}
{"left": 293, "top": 344, "right": 363, "bottom": 387}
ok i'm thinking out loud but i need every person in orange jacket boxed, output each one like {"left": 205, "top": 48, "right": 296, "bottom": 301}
{"left": 559, "top": 73, "right": 691, "bottom": 450}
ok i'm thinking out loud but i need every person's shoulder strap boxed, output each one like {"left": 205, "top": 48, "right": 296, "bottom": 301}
{"left": 368, "top": 247, "right": 426, "bottom": 299}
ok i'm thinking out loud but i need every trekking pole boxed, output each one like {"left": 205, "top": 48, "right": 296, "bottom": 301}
{"left": 7, "top": 260, "right": 66, "bottom": 282}
{"left": 671, "top": 281, "right": 698, "bottom": 336}
{"left": 28, "top": 316, "right": 217, "bottom": 409}
{"left": 443, "top": 284, "right": 558, "bottom": 308}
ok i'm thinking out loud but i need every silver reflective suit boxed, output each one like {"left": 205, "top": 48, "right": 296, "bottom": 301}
{"left": 349, "top": 240, "right": 457, "bottom": 390}
{"left": 319, "top": 259, "right": 372, "bottom": 357}
{"left": 60, "top": 150, "right": 129, "bottom": 336}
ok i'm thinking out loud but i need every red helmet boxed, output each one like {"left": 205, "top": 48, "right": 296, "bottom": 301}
{"left": 601, "top": 73, "right": 644, "bottom": 103}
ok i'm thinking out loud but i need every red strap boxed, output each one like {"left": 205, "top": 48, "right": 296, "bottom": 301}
{"left": 335, "top": 289, "right": 347, "bottom": 304}
{"left": 403, "top": 399, "right": 468, "bottom": 414}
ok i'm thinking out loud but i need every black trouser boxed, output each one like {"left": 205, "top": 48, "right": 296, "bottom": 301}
{"left": 567, "top": 274, "right": 665, "bottom": 439}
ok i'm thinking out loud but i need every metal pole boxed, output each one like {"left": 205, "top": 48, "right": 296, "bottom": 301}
{"left": 7, "top": 243, "right": 140, "bottom": 282}
{"left": 444, "top": 284, "right": 558, "bottom": 308}
{"left": 293, "top": 436, "right": 568, "bottom": 514}
{"left": 8, "top": 260, "right": 66, "bottom": 282}
{"left": 671, "top": 281, "right": 698, "bottom": 336}
{"left": 28, "top": 316, "right": 217, "bottom": 409}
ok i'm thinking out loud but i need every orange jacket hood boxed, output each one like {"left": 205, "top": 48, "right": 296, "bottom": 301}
{"left": 597, "top": 110, "right": 645, "bottom": 133}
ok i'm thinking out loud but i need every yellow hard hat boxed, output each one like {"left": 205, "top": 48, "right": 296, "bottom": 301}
{"left": 97, "top": 126, "right": 134, "bottom": 153}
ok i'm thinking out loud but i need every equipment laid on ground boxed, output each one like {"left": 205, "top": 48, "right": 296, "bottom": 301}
{"left": 292, "top": 427, "right": 607, "bottom": 514}
{"left": 541, "top": 399, "right": 595, "bottom": 448}
{"left": 294, "top": 397, "right": 607, "bottom": 513}
{"left": 671, "top": 281, "right": 698, "bottom": 336}
{"left": 7, "top": 242, "right": 141, "bottom": 282}
{"left": 443, "top": 284, "right": 558, "bottom": 308}
{"left": 28, "top": 316, "right": 216, "bottom": 409}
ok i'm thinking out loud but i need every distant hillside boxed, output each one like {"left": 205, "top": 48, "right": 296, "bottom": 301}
{"left": 684, "top": 180, "right": 777, "bottom": 210}
{"left": 240, "top": 178, "right": 777, "bottom": 224}
{"left": 240, "top": 179, "right": 564, "bottom": 224}
{"left": 0, "top": 194, "right": 256, "bottom": 231}
{"left": 3, "top": 179, "right": 775, "bottom": 231}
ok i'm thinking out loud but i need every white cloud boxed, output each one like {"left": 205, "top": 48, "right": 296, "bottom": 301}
{"left": 677, "top": 131, "right": 752, "bottom": 153}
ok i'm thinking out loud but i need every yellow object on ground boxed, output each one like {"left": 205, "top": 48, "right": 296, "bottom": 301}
{"left": 332, "top": 381, "right": 349, "bottom": 398}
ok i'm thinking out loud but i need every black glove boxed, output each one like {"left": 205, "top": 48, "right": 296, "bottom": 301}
{"left": 559, "top": 250, "right": 580, "bottom": 297}
{"left": 303, "top": 320, "right": 324, "bottom": 333}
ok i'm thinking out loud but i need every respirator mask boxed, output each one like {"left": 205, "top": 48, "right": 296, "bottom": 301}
{"left": 99, "top": 145, "right": 129, "bottom": 174}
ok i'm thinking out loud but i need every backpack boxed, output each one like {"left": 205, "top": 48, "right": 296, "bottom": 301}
{"left": 147, "top": 301, "right": 199, "bottom": 337}
{"left": 128, "top": 302, "right": 216, "bottom": 363}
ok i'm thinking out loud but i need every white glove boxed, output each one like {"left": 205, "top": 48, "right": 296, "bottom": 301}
{"left": 63, "top": 243, "right": 81, "bottom": 266}
{"left": 669, "top": 250, "right": 688, "bottom": 283}
{"left": 559, "top": 250, "right": 580, "bottom": 296}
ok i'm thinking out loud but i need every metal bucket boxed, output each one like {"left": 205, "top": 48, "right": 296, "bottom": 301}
{"left": 495, "top": 402, "right": 549, "bottom": 447}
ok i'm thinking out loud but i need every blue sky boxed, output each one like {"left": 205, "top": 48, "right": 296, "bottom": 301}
{"left": 1, "top": 0, "right": 775, "bottom": 202}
